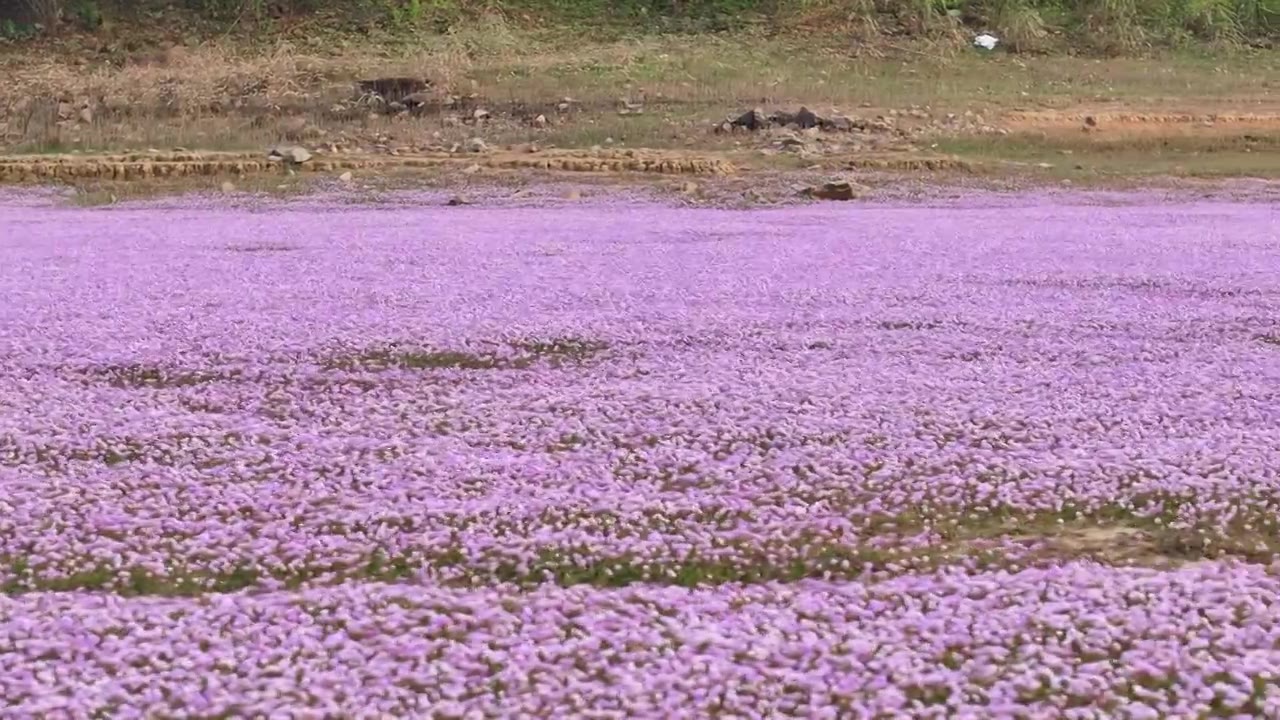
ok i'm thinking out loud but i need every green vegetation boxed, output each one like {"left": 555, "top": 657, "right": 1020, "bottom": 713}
{"left": 1, "top": 0, "right": 1276, "bottom": 51}
{"left": 4, "top": 504, "right": 1274, "bottom": 596}
{"left": 324, "top": 338, "right": 609, "bottom": 372}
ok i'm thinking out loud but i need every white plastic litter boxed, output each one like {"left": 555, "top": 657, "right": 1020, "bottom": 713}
{"left": 974, "top": 33, "right": 999, "bottom": 50}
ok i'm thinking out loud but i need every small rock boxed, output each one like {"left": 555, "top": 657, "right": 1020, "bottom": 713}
{"left": 465, "top": 137, "right": 488, "bottom": 153}
{"left": 402, "top": 92, "right": 434, "bottom": 109}
{"left": 1084, "top": 115, "right": 1098, "bottom": 128}
{"left": 564, "top": 189, "right": 582, "bottom": 200}
{"left": 338, "top": 171, "right": 353, "bottom": 183}
{"left": 462, "top": 163, "right": 482, "bottom": 175}
{"left": 974, "top": 33, "right": 999, "bottom": 51}
{"left": 618, "top": 98, "right": 644, "bottom": 116}
{"left": 472, "top": 108, "right": 491, "bottom": 122}
{"left": 446, "top": 195, "right": 470, "bottom": 206}
{"left": 779, "top": 137, "right": 808, "bottom": 153}
{"left": 532, "top": 114, "right": 548, "bottom": 128}
{"left": 268, "top": 145, "right": 312, "bottom": 164}
{"left": 824, "top": 115, "right": 854, "bottom": 132}
{"left": 770, "top": 110, "right": 797, "bottom": 127}
{"left": 680, "top": 181, "right": 699, "bottom": 195}
{"left": 801, "top": 180, "right": 866, "bottom": 201}
{"left": 220, "top": 181, "right": 236, "bottom": 193}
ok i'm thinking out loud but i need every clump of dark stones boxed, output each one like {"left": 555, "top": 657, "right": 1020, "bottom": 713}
{"left": 715, "top": 106, "right": 864, "bottom": 134}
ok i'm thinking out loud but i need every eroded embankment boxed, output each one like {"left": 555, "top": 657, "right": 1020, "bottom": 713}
{"left": 0, "top": 148, "right": 737, "bottom": 182}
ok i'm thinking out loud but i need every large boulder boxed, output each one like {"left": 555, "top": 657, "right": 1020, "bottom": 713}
{"left": 730, "top": 108, "right": 769, "bottom": 131}
{"left": 794, "top": 107, "right": 821, "bottom": 129}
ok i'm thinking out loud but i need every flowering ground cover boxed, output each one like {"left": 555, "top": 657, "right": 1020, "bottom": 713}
{"left": 1, "top": 193, "right": 1278, "bottom": 717}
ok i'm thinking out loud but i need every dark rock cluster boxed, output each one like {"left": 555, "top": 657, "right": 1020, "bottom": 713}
{"left": 716, "top": 106, "right": 860, "bottom": 134}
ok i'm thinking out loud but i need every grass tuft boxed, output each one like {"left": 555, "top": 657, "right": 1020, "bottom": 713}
{"left": 325, "top": 337, "right": 608, "bottom": 371}
{"left": 82, "top": 363, "right": 234, "bottom": 389}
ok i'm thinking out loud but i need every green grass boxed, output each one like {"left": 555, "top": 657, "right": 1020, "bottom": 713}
{"left": 0, "top": 537, "right": 1010, "bottom": 595}
{"left": 469, "top": 38, "right": 1278, "bottom": 111}
{"left": 325, "top": 337, "right": 609, "bottom": 371}
{"left": 57, "top": 0, "right": 1280, "bottom": 46}
{"left": 5, "top": 499, "right": 1276, "bottom": 596}
{"left": 936, "top": 129, "right": 1280, "bottom": 179}
{"left": 82, "top": 363, "right": 237, "bottom": 388}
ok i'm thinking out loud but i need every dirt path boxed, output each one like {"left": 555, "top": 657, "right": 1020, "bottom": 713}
{"left": 1001, "top": 106, "right": 1280, "bottom": 137}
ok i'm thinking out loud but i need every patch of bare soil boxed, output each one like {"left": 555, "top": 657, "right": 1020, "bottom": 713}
{"left": 1008, "top": 522, "right": 1277, "bottom": 570}
{"left": 1002, "top": 106, "right": 1280, "bottom": 138}
{"left": 1031, "top": 525, "right": 1172, "bottom": 567}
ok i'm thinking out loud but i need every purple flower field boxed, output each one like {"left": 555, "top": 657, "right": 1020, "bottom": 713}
{"left": 1, "top": 193, "right": 1279, "bottom": 717}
